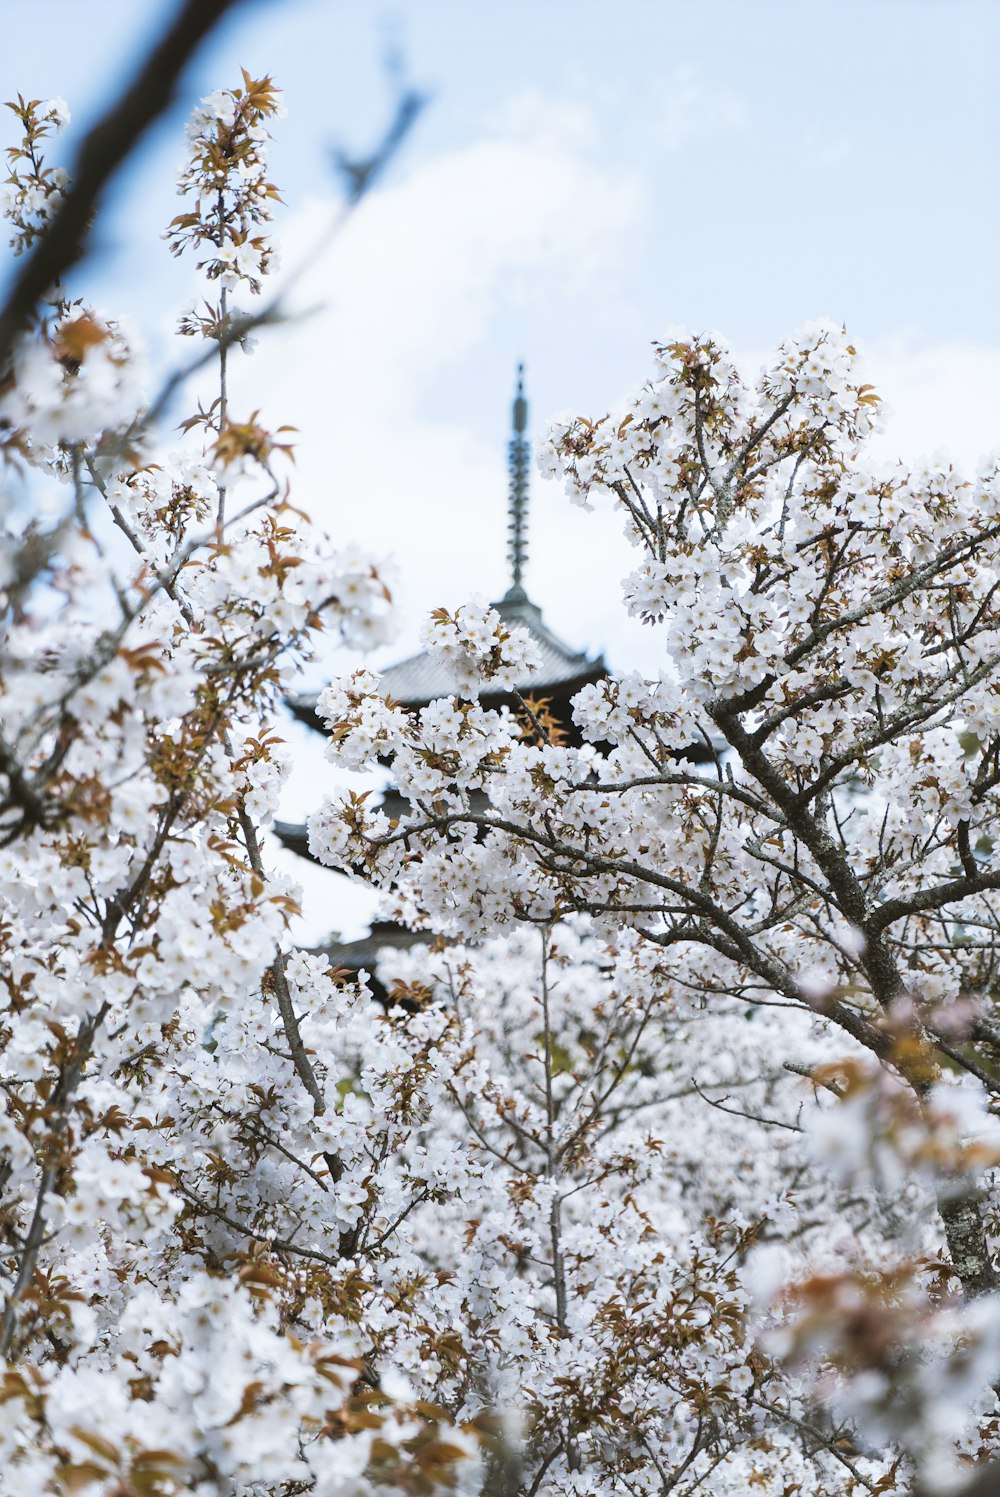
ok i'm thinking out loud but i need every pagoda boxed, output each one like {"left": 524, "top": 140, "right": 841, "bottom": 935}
{"left": 285, "top": 366, "right": 605, "bottom": 745}
{"left": 275, "top": 367, "right": 608, "bottom": 987}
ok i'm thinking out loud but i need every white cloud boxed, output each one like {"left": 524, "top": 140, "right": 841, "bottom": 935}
{"left": 656, "top": 64, "right": 748, "bottom": 154}
{"left": 864, "top": 335, "right": 1000, "bottom": 471}
{"left": 230, "top": 100, "right": 640, "bottom": 617}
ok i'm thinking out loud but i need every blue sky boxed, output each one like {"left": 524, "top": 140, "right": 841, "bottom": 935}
{"left": 5, "top": 0, "right": 999, "bottom": 936}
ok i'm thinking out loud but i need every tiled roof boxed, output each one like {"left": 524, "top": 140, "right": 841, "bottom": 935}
{"left": 316, "top": 921, "right": 438, "bottom": 972}
{"left": 381, "top": 591, "right": 600, "bottom": 703}
{"left": 289, "top": 590, "right": 605, "bottom": 719}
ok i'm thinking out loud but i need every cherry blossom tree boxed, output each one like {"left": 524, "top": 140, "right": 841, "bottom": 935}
{"left": 0, "top": 76, "right": 486, "bottom": 1496}
{"left": 311, "top": 328, "right": 1000, "bottom": 1492}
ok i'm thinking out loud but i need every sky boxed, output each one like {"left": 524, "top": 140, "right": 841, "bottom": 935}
{"left": 4, "top": 0, "right": 1000, "bottom": 939}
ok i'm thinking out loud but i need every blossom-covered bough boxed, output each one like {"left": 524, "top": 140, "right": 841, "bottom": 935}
{"left": 311, "top": 326, "right": 1000, "bottom": 1491}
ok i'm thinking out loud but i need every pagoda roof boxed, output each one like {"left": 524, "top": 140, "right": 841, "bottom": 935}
{"left": 312, "top": 921, "right": 443, "bottom": 1008}
{"left": 288, "top": 590, "right": 604, "bottom": 731}
{"left": 376, "top": 590, "right": 601, "bottom": 704}
{"left": 287, "top": 604, "right": 604, "bottom": 732}
{"left": 316, "top": 919, "right": 438, "bottom": 971}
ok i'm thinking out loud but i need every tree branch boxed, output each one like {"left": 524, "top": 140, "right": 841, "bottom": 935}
{"left": 0, "top": 0, "right": 242, "bottom": 363}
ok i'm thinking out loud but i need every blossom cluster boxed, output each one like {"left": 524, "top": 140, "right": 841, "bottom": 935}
{"left": 421, "top": 600, "right": 542, "bottom": 694}
{"left": 1, "top": 95, "right": 70, "bottom": 253}
{"left": 166, "top": 71, "right": 284, "bottom": 298}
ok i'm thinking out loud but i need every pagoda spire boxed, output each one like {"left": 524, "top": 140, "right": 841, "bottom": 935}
{"left": 505, "top": 362, "right": 529, "bottom": 601}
